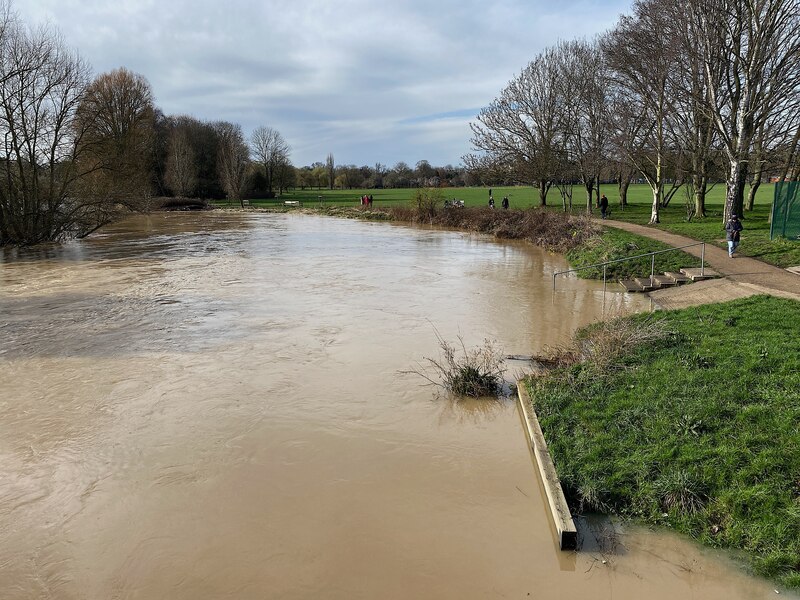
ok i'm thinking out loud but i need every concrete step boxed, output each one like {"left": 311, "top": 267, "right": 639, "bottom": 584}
{"left": 620, "top": 279, "right": 648, "bottom": 293}
{"left": 680, "top": 267, "right": 719, "bottom": 282}
{"left": 652, "top": 275, "right": 678, "bottom": 288}
{"left": 634, "top": 277, "right": 663, "bottom": 290}
{"left": 664, "top": 271, "right": 691, "bottom": 284}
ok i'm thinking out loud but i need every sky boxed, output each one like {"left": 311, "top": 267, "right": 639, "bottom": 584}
{"left": 18, "top": 0, "right": 631, "bottom": 169}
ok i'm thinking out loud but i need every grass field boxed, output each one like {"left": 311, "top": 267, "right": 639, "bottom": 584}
{"left": 219, "top": 182, "right": 799, "bottom": 267}
{"left": 525, "top": 296, "right": 800, "bottom": 589}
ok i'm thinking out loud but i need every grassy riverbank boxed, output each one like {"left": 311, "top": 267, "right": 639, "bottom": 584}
{"left": 524, "top": 296, "right": 800, "bottom": 588}
{"left": 306, "top": 205, "right": 699, "bottom": 279}
{"left": 565, "top": 228, "right": 698, "bottom": 280}
{"left": 227, "top": 182, "right": 799, "bottom": 268}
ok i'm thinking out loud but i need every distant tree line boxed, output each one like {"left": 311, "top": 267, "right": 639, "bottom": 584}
{"left": 0, "top": 2, "right": 297, "bottom": 245}
{"left": 294, "top": 159, "right": 468, "bottom": 191}
{"left": 465, "top": 0, "right": 800, "bottom": 224}
{"left": 0, "top": 0, "right": 478, "bottom": 246}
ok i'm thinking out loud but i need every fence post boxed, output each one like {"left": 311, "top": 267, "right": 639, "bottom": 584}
{"left": 701, "top": 243, "right": 705, "bottom": 277}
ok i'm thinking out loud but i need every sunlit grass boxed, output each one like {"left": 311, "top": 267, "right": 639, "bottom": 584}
{"left": 525, "top": 296, "right": 800, "bottom": 588}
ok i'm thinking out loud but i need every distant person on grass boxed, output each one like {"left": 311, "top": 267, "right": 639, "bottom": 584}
{"left": 488, "top": 196, "right": 495, "bottom": 209}
{"left": 726, "top": 213, "right": 743, "bottom": 257}
{"left": 502, "top": 196, "right": 509, "bottom": 210}
{"left": 599, "top": 194, "right": 609, "bottom": 219}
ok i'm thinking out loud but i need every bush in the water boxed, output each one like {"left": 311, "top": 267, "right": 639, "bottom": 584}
{"left": 407, "top": 333, "right": 506, "bottom": 398}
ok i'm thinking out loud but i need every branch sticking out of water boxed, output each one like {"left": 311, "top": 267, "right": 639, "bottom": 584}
{"left": 402, "top": 328, "right": 506, "bottom": 398}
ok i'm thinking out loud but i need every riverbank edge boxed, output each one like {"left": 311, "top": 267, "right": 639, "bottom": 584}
{"left": 212, "top": 205, "right": 698, "bottom": 282}
{"left": 516, "top": 383, "right": 577, "bottom": 550}
{"left": 521, "top": 296, "right": 800, "bottom": 590}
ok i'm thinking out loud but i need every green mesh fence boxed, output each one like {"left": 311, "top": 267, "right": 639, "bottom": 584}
{"left": 771, "top": 182, "right": 800, "bottom": 241}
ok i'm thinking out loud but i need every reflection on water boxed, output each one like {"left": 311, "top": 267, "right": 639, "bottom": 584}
{"left": 0, "top": 212, "right": 788, "bottom": 599}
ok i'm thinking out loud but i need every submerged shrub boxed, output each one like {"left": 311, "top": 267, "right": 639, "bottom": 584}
{"left": 405, "top": 332, "right": 506, "bottom": 398}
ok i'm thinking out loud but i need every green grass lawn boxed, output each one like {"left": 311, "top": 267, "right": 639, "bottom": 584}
{"left": 601, "top": 184, "right": 800, "bottom": 268}
{"left": 565, "top": 228, "right": 699, "bottom": 281}
{"left": 525, "top": 296, "right": 800, "bottom": 589}
{"left": 222, "top": 186, "right": 541, "bottom": 209}
{"left": 219, "top": 181, "right": 799, "bottom": 267}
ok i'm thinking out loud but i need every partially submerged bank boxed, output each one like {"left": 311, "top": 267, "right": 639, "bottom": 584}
{"left": 277, "top": 205, "right": 699, "bottom": 281}
{"left": 312, "top": 205, "right": 599, "bottom": 253}
{"left": 523, "top": 296, "right": 800, "bottom": 588}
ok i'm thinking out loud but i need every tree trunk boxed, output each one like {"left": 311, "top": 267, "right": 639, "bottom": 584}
{"left": 585, "top": 180, "right": 594, "bottom": 214}
{"left": 649, "top": 185, "right": 660, "bottom": 224}
{"left": 538, "top": 180, "right": 548, "bottom": 207}
{"left": 724, "top": 158, "right": 748, "bottom": 223}
{"left": 778, "top": 126, "right": 800, "bottom": 183}
{"left": 618, "top": 176, "right": 630, "bottom": 207}
{"left": 693, "top": 178, "right": 707, "bottom": 218}
{"left": 649, "top": 154, "right": 662, "bottom": 224}
{"left": 746, "top": 131, "right": 764, "bottom": 212}
{"left": 594, "top": 176, "right": 600, "bottom": 208}
{"left": 746, "top": 178, "right": 761, "bottom": 212}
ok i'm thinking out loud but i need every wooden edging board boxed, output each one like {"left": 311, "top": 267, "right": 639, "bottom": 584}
{"left": 516, "top": 381, "right": 578, "bottom": 550}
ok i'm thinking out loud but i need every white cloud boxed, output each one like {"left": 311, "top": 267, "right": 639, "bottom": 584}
{"left": 14, "top": 0, "right": 631, "bottom": 166}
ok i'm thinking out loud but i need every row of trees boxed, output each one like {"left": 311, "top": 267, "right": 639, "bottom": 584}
{"left": 0, "top": 2, "right": 295, "bottom": 245}
{"left": 0, "top": 0, "right": 474, "bottom": 246}
{"left": 294, "top": 159, "right": 468, "bottom": 191}
{"left": 157, "top": 118, "right": 292, "bottom": 201}
{"left": 466, "top": 0, "right": 800, "bottom": 223}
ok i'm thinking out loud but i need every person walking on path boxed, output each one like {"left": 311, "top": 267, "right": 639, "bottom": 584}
{"left": 599, "top": 194, "right": 609, "bottom": 219}
{"left": 725, "top": 213, "right": 743, "bottom": 257}
{"left": 588, "top": 216, "right": 800, "bottom": 307}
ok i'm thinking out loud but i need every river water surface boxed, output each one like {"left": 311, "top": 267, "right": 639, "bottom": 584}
{"left": 0, "top": 212, "right": 788, "bottom": 599}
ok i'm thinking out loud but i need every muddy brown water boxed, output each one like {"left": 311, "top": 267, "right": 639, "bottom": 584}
{"left": 0, "top": 212, "right": 789, "bottom": 599}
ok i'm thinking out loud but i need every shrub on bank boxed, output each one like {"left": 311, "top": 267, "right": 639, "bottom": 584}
{"left": 386, "top": 205, "right": 600, "bottom": 253}
{"left": 525, "top": 296, "right": 800, "bottom": 588}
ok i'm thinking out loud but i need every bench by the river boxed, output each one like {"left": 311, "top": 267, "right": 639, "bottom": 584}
{"left": 283, "top": 200, "right": 302, "bottom": 208}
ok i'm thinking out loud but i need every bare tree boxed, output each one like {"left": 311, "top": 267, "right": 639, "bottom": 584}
{"left": 562, "top": 39, "right": 610, "bottom": 213}
{"left": 604, "top": 0, "right": 683, "bottom": 224}
{"left": 776, "top": 120, "right": 800, "bottom": 183}
{"left": 216, "top": 121, "right": 248, "bottom": 206}
{"left": 275, "top": 158, "right": 294, "bottom": 194}
{"left": 76, "top": 67, "right": 155, "bottom": 210}
{"left": 470, "top": 44, "right": 573, "bottom": 206}
{"left": 0, "top": 9, "right": 97, "bottom": 245}
{"left": 688, "top": 0, "right": 800, "bottom": 222}
{"left": 250, "top": 125, "right": 289, "bottom": 197}
{"left": 668, "top": 0, "right": 723, "bottom": 218}
{"left": 164, "top": 117, "right": 198, "bottom": 197}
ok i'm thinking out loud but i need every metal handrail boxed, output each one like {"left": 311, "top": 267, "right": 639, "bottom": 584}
{"left": 553, "top": 242, "right": 706, "bottom": 291}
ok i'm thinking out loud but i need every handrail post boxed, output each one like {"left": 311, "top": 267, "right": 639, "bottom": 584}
{"left": 701, "top": 243, "right": 705, "bottom": 277}
{"left": 603, "top": 264, "right": 607, "bottom": 300}
{"left": 553, "top": 272, "right": 557, "bottom": 291}
{"left": 650, "top": 253, "right": 655, "bottom": 283}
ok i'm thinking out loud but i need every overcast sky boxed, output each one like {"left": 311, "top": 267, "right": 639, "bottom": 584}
{"left": 18, "top": 0, "right": 630, "bottom": 168}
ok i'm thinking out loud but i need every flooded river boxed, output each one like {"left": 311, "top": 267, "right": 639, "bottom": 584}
{"left": 0, "top": 212, "right": 788, "bottom": 599}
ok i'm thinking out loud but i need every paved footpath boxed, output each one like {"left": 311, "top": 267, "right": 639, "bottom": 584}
{"left": 595, "top": 218, "right": 800, "bottom": 310}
